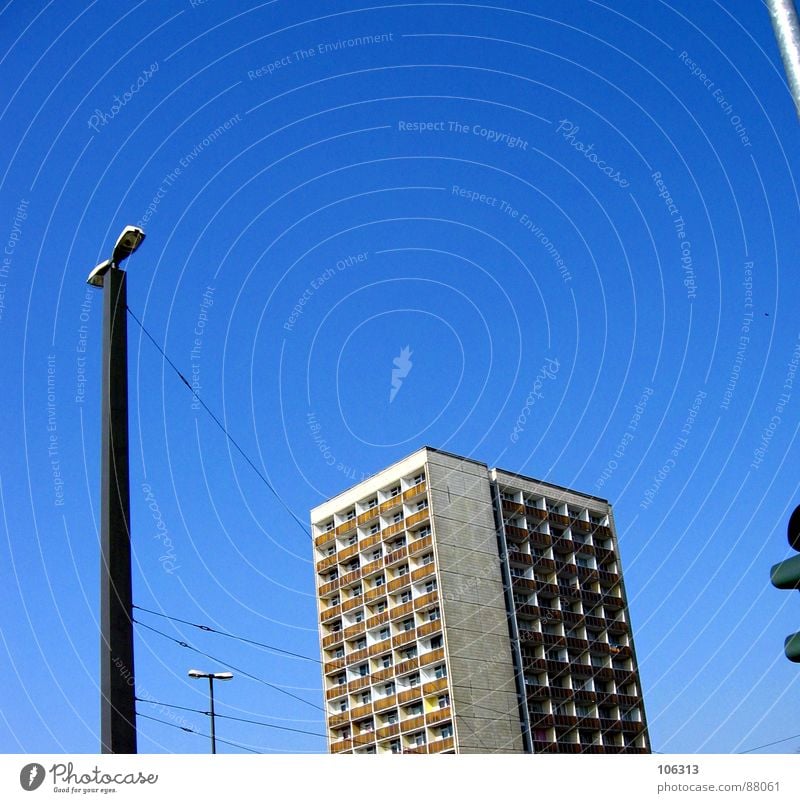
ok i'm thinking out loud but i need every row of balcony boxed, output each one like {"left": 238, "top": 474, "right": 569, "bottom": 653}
{"left": 532, "top": 742, "right": 648, "bottom": 754}
{"left": 327, "top": 679, "right": 450, "bottom": 725}
{"left": 530, "top": 715, "right": 645, "bottom": 734}
{"left": 526, "top": 686, "right": 641, "bottom": 705}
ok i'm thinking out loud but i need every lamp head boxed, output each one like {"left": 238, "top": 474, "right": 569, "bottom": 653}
{"left": 112, "top": 225, "right": 145, "bottom": 264}
{"left": 187, "top": 669, "right": 206, "bottom": 679}
{"left": 86, "top": 259, "right": 113, "bottom": 288}
{"left": 214, "top": 672, "right": 234, "bottom": 681}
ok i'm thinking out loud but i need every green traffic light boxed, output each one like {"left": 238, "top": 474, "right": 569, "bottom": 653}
{"left": 770, "top": 554, "right": 800, "bottom": 589}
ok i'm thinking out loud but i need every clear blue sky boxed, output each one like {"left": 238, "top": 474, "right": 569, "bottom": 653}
{"left": 1, "top": 0, "right": 799, "bottom": 755}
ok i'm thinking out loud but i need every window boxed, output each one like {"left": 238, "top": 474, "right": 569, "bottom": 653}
{"left": 393, "top": 536, "right": 406, "bottom": 549}
{"left": 339, "top": 699, "right": 348, "bottom": 712}
{"left": 352, "top": 585, "right": 362, "bottom": 597}
{"left": 330, "top": 595, "right": 340, "bottom": 607}
{"left": 533, "top": 729, "right": 548, "bottom": 742}
{"left": 384, "top": 683, "right": 395, "bottom": 696}
{"left": 347, "top": 535, "right": 357, "bottom": 546}
{"left": 325, "top": 521, "right": 335, "bottom": 532}
{"left": 413, "top": 473, "right": 424, "bottom": 485}
{"left": 430, "top": 635, "right": 443, "bottom": 650}
{"left": 422, "top": 553, "right": 434, "bottom": 566}
{"left": 390, "top": 485, "right": 401, "bottom": 497}
{"left": 418, "top": 526, "right": 431, "bottom": 537}
{"left": 402, "top": 618, "right": 414, "bottom": 632}
{"left": 371, "top": 549, "right": 382, "bottom": 561}
{"left": 397, "top": 564, "right": 409, "bottom": 577}
{"left": 375, "top": 601, "right": 387, "bottom": 613}
{"left": 408, "top": 702, "right": 423, "bottom": 716}
{"left": 434, "top": 664, "right": 447, "bottom": 679}
{"left": 375, "top": 575, "right": 385, "bottom": 588}
{"left": 361, "top": 691, "right": 371, "bottom": 705}
{"left": 386, "top": 710, "right": 398, "bottom": 724}
{"left": 330, "top": 621, "right": 342, "bottom": 633}
{"left": 428, "top": 607, "right": 441, "bottom": 622}
{"left": 393, "top": 512, "right": 404, "bottom": 524}
{"left": 348, "top": 559, "right": 359, "bottom": 571}
{"left": 357, "top": 663, "right": 369, "bottom": 677}
{"left": 439, "top": 724, "right": 453, "bottom": 739}
{"left": 334, "top": 647, "right": 344, "bottom": 658}
{"left": 328, "top": 569, "right": 338, "bottom": 581}
{"left": 414, "top": 731, "right": 426, "bottom": 746}
{"left": 390, "top": 739, "right": 401, "bottom": 753}
{"left": 326, "top": 545, "right": 335, "bottom": 556}
{"left": 416, "top": 499, "right": 428, "bottom": 512}
{"left": 346, "top": 510, "right": 356, "bottom": 521}
{"left": 403, "top": 646, "right": 418, "bottom": 660}
{"left": 424, "top": 579, "right": 437, "bottom": 593}
{"left": 355, "top": 637, "right": 367, "bottom": 650}
{"left": 336, "top": 673, "right": 346, "bottom": 686}
{"left": 379, "top": 627, "right": 390, "bottom": 640}
{"left": 408, "top": 673, "right": 420, "bottom": 687}
{"left": 369, "top": 524, "right": 380, "bottom": 535}
{"left": 354, "top": 610, "right": 364, "bottom": 623}
{"left": 400, "top": 590, "right": 412, "bottom": 603}
{"left": 438, "top": 695, "right": 449, "bottom": 709}
{"left": 381, "top": 653, "right": 392, "bottom": 668}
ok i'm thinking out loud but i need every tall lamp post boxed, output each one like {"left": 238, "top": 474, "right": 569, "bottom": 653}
{"left": 188, "top": 670, "right": 234, "bottom": 753}
{"left": 87, "top": 226, "right": 146, "bottom": 754}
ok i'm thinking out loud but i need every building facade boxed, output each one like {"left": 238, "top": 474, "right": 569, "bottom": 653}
{"left": 311, "top": 447, "right": 650, "bottom": 754}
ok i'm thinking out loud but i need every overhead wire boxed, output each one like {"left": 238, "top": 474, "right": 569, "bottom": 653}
{"left": 136, "top": 711, "right": 263, "bottom": 754}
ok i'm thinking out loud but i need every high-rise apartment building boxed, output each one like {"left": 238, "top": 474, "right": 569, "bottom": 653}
{"left": 311, "top": 447, "right": 650, "bottom": 754}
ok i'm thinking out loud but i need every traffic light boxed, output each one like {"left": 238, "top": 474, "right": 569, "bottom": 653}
{"left": 770, "top": 505, "right": 800, "bottom": 662}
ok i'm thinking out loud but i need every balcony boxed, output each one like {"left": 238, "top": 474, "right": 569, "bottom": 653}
{"left": 523, "top": 657, "right": 547, "bottom": 672}
{"left": 595, "top": 546, "right": 615, "bottom": 565}
{"left": 525, "top": 685, "right": 549, "bottom": 700}
{"left": 571, "top": 663, "right": 594, "bottom": 678}
{"left": 400, "top": 715, "right": 426, "bottom": 733}
{"left": 602, "top": 595, "right": 625, "bottom": 610}
{"left": 512, "top": 576, "right": 537, "bottom": 592}
{"left": 552, "top": 538, "right": 575, "bottom": 555}
{"left": 397, "top": 687, "right": 422, "bottom": 704}
{"left": 385, "top": 546, "right": 408, "bottom": 566}
{"left": 336, "top": 519, "right": 357, "bottom": 536}
{"left": 379, "top": 496, "right": 403, "bottom": 514}
{"left": 532, "top": 557, "right": 556, "bottom": 573}
{"left": 621, "top": 720, "right": 644, "bottom": 733}
{"left": 322, "top": 632, "right": 343, "bottom": 649}
{"left": 403, "top": 482, "right": 427, "bottom": 501}
{"left": 581, "top": 590, "right": 602, "bottom": 607}
{"left": 318, "top": 578, "right": 339, "bottom": 597}
{"left": 328, "top": 712, "right": 350, "bottom": 727}
{"left": 516, "top": 604, "right": 540, "bottom": 619}
{"left": 607, "top": 619, "right": 629, "bottom": 635}
{"left": 584, "top": 615, "right": 605, "bottom": 630}
{"left": 532, "top": 741, "right": 559, "bottom": 753}
{"left": 617, "top": 694, "right": 639, "bottom": 708}
{"left": 357, "top": 507, "right": 380, "bottom": 526}
{"left": 316, "top": 554, "right": 338, "bottom": 572}
{"left": 553, "top": 714, "right": 578, "bottom": 728}
{"left": 613, "top": 669, "right": 637, "bottom": 685}
{"left": 389, "top": 601, "right": 414, "bottom": 620}
{"left": 343, "top": 622, "right": 366, "bottom": 639}
{"left": 350, "top": 703, "right": 372, "bottom": 719}
{"left": 387, "top": 575, "right": 410, "bottom": 593}
{"left": 392, "top": 630, "right": 417, "bottom": 648}
{"left": 341, "top": 597, "right": 363, "bottom": 613}
{"left": 557, "top": 563, "right": 578, "bottom": 577}
{"left": 549, "top": 512, "right": 571, "bottom": 528}
{"left": 538, "top": 606, "right": 562, "bottom": 621}
{"left": 536, "top": 582, "right": 559, "bottom": 599}
{"left": 408, "top": 534, "right": 433, "bottom": 555}
{"left": 573, "top": 688, "right": 597, "bottom": 703}
{"left": 419, "top": 647, "right": 445, "bottom": 667}
{"left": 337, "top": 544, "right": 360, "bottom": 564}
{"left": 542, "top": 632, "right": 567, "bottom": 647}
{"left": 395, "top": 657, "right": 419, "bottom": 675}
{"left": 592, "top": 524, "right": 612, "bottom": 540}
{"left": 505, "top": 525, "right": 528, "bottom": 543}
{"left": 359, "top": 532, "right": 382, "bottom": 551}
{"left": 414, "top": 591, "right": 439, "bottom": 609}
{"left": 324, "top": 658, "right": 346, "bottom": 674}
{"left": 572, "top": 519, "right": 592, "bottom": 533}
{"left": 518, "top": 628, "right": 543, "bottom": 644}
{"left": 348, "top": 676, "right": 371, "bottom": 693}
{"left": 376, "top": 723, "right": 400, "bottom": 740}
{"left": 368, "top": 639, "right": 392, "bottom": 657}
{"left": 426, "top": 706, "right": 452, "bottom": 725}
{"left": 366, "top": 610, "right": 390, "bottom": 629}
{"left": 345, "top": 648, "right": 368, "bottom": 665}
{"left": 314, "top": 529, "right": 336, "bottom": 549}
{"left": 528, "top": 530, "right": 553, "bottom": 549}
{"left": 325, "top": 685, "right": 347, "bottom": 700}
{"left": 546, "top": 660, "right": 569, "bottom": 676}
{"left": 529, "top": 713, "right": 555, "bottom": 729}
{"left": 599, "top": 718, "right": 623, "bottom": 732}
{"left": 372, "top": 667, "right": 395, "bottom": 683}
{"left": 422, "top": 678, "right": 448, "bottom": 695}
{"left": 566, "top": 636, "right": 589, "bottom": 651}
{"left": 574, "top": 543, "right": 595, "bottom": 558}
{"left": 406, "top": 508, "right": 430, "bottom": 528}
{"left": 382, "top": 521, "right": 406, "bottom": 540}
{"left": 417, "top": 619, "right": 442, "bottom": 637}
{"left": 502, "top": 500, "right": 525, "bottom": 516}
{"left": 411, "top": 563, "right": 436, "bottom": 583}
{"left": 361, "top": 558, "right": 383, "bottom": 577}
{"left": 598, "top": 570, "right": 620, "bottom": 588}
{"left": 364, "top": 587, "right": 387, "bottom": 603}
{"left": 320, "top": 604, "right": 342, "bottom": 623}
{"left": 374, "top": 695, "right": 397, "bottom": 712}
{"left": 525, "top": 506, "right": 548, "bottom": 521}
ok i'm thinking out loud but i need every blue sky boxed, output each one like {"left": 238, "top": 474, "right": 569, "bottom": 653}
{"left": 1, "top": 0, "right": 799, "bottom": 754}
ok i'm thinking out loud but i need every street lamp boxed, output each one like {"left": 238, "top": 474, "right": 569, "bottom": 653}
{"left": 87, "top": 225, "right": 145, "bottom": 754}
{"left": 188, "top": 670, "right": 234, "bottom": 753}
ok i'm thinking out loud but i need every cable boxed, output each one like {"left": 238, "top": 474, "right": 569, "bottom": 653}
{"left": 738, "top": 732, "right": 800, "bottom": 753}
{"left": 126, "top": 305, "right": 311, "bottom": 539}
{"left": 136, "top": 711, "right": 262, "bottom": 754}
{"left": 133, "top": 604, "right": 321, "bottom": 663}
{"left": 136, "top": 698, "right": 326, "bottom": 738}
{"left": 134, "top": 618, "right": 324, "bottom": 713}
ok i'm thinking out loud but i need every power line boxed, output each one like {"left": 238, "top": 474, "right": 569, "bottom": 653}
{"left": 133, "top": 604, "right": 320, "bottom": 663}
{"left": 126, "top": 305, "right": 311, "bottom": 539}
{"left": 137, "top": 697, "right": 326, "bottom": 738}
{"left": 133, "top": 618, "right": 324, "bottom": 713}
{"left": 136, "top": 711, "right": 262, "bottom": 754}
{"left": 738, "top": 732, "right": 800, "bottom": 753}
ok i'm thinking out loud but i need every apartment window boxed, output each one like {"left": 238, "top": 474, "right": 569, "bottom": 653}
{"left": 336, "top": 673, "right": 346, "bottom": 686}
{"left": 384, "top": 683, "right": 395, "bottom": 696}
{"left": 325, "top": 521, "right": 335, "bottom": 532}
{"left": 379, "top": 627, "right": 390, "bottom": 640}
{"left": 439, "top": 724, "right": 453, "bottom": 739}
{"left": 430, "top": 635, "right": 443, "bottom": 650}
{"left": 393, "top": 512, "right": 404, "bottom": 524}
{"left": 397, "top": 563, "right": 409, "bottom": 577}
{"left": 390, "top": 740, "right": 401, "bottom": 753}
{"left": 414, "top": 732, "right": 426, "bottom": 746}
{"left": 369, "top": 524, "right": 380, "bottom": 535}
{"left": 434, "top": 664, "right": 447, "bottom": 679}
{"left": 348, "top": 559, "right": 359, "bottom": 571}
{"left": 375, "top": 575, "right": 385, "bottom": 588}
{"left": 424, "top": 580, "right": 437, "bottom": 593}
{"left": 533, "top": 729, "right": 548, "bottom": 742}
{"left": 408, "top": 702, "right": 423, "bottom": 716}
{"left": 590, "top": 514, "right": 603, "bottom": 525}
{"left": 352, "top": 585, "right": 362, "bottom": 597}
{"left": 416, "top": 499, "right": 428, "bottom": 512}
{"left": 422, "top": 553, "right": 434, "bottom": 566}
{"left": 375, "top": 601, "right": 387, "bottom": 613}
{"left": 330, "top": 595, "right": 340, "bottom": 607}
{"left": 438, "top": 695, "right": 449, "bottom": 709}
{"left": 346, "top": 510, "right": 356, "bottom": 521}
{"left": 325, "top": 545, "right": 335, "bottom": 556}
{"left": 347, "top": 535, "right": 357, "bottom": 546}
{"left": 428, "top": 607, "right": 441, "bottom": 622}
{"left": 390, "top": 485, "right": 401, "bottom": 497}
{"left": 330, "top": 621, "right": 342, "bottom": 633}
{"left": 408, "top": 673, "right": 420, "bottom": 687}
{"left": 354, "top": 610, "right": 364, "bottom": 623}
{"left": 413, "top": 473, "right": 424, "bottom": 485}
{"left": 387, "top": 710, "right": 398, "bottom": 724}
{"left": 357, "top": 663, "right": 369, "bottom": 677}
{"left": 371, "top": 549, "right": 382, "bottom": 561}
{"left": 355, "top": 638, "right": 367, "bottom": 650}
{"left": 402, "top": 618, "right": 414, "bottom": 632}
{"left": 576, "top": 558, "right": 591, "bottom": 568}
{"left": 393, "top": 536, "right": 406, "bottom": 549}
{"left": 501, "top": 491, "right": 514, "bottom": 501}
{"left": 400, "top": 590, "right": 412, "bottom": 604}
{"left": 328, "top": 569, "right": 338, "bottom": 581}
{"left": 511, "top": 567, "right": 525, "bottom": 578}
{"left": 418, "top": 526, "right": 431, "bottom": 537}
{"left": 334, "top": 647, "right": 344, "bottom": 658}
{"left": 339, "top": 699, "right": 348, "bottom": 712}
{"left": 576, "top": 705, "right": 591, "bottom": 717}
{"left": 403, "top": 646, "right": 418, "bottom": 660}
{"left": 381, "top": 653, "right": 392, "bottom": 668}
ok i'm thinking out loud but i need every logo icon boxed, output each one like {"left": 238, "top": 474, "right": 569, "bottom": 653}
{"left": 20, "top": 763, "right": 45, "bottom": 791}
{"left": 389, "top": 346, "right": 413, "bottom": 403}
